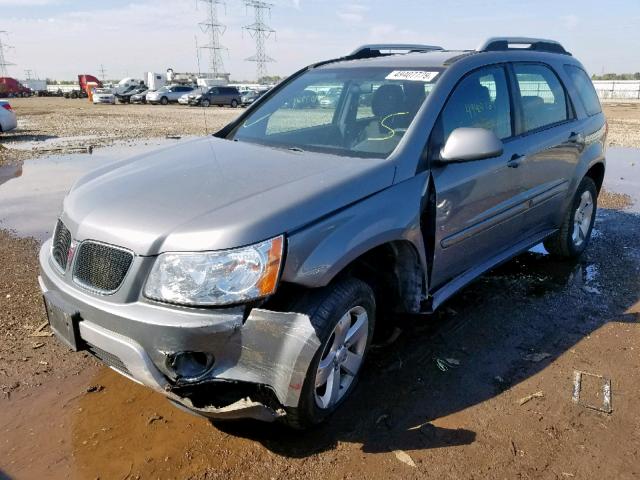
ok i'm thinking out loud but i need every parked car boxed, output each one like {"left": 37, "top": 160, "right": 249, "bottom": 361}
{"left": 188, "top": 86, "right": 241, "bottom": 107}
{"left": 0, "top": 100, "right": 17, "bottom": 133}
{"left": 116, "top": 85, "right": 148, "bottom": 104}
{"left": 130, "top": 90, "right": 150, "bottom": 104}
{"left": 179, "top": 87, "right": 207, "bottom": 105}
{"left": 39, "top": 39, "right": 606, "bottom": 429}
{"left": 92, "top": 88, "right": 116, "bottom": 105}
{"left": 240, "top": 89, "right": 266, "bottom": 106}
{"left": 289, "top": 89, "right": 317, "bottom": 109}
{"left": 146, "top": 85, "right": 195, "bottom": 105}
{"left": 318, "top": 87, "right": 342, "bottom": 108}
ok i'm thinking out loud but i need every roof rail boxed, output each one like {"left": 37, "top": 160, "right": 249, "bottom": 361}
{"left": 476, "top": 37, "right": 571, "bottom": 55}
{"left": 350, "top": 44, "right": 444, "bottom": 59}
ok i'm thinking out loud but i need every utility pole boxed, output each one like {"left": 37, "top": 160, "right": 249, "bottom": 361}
{"left": 0, "top": 31, "right": 15, "bottom": 77}
{"left": 243, "top": 1, "right": 275, "bottom": 83}
{"left": 198, "top": 0, "right": 227, "bottom": 79}
{"left": 195, "top": 35, "right": 202, "bottom": 77}
{"left": 98, "top": 64, "right": 107, "bottom": 82}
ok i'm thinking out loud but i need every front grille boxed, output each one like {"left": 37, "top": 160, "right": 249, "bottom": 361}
{"left": 86, "top": 342, "right": 132, "bottom": 377}
{"left": 73, "top": 241, "right": 133, "bottom": 293}
{"left": 52, "top": 220, "right": 72, "bottom": 271}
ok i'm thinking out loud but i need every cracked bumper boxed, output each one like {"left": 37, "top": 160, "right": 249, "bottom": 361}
{"left": 38, "top": 240, "right": 320, "bottom": 418}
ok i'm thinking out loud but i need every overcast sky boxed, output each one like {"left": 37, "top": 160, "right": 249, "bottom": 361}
{"left": 1, "top": 0, "right": 639, "bottom": 81}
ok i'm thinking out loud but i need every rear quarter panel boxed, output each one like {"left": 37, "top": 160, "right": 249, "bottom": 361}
{"left": 552, "top": 59, "right": 607, "bottom": 219}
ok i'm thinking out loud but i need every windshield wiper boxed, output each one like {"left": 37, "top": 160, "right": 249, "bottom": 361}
{"left": 288, "top": 147, "right": 305, "bottom": 153}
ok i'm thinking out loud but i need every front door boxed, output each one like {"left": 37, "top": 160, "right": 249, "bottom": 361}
{"left": 429, "top": 65, "right": 525, "bottom": 289}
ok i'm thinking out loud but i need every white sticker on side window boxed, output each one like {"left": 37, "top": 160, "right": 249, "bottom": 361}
{"left": 385, "top": 70, "right": 440, "bottom": 82}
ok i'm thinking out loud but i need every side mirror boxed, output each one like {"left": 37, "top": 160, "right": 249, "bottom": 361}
{"left": 440, "top": 127, "right": 504, "bottom": 162}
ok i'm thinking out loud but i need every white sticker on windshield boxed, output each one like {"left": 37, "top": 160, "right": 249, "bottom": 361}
{"left": 385, "top": 70, "right": 440, "bottom": 82}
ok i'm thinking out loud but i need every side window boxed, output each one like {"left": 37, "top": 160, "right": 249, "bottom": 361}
{"left": 564, "top": 65, "right": 602, "bottom": 116}
{"left": 514, "top": 64, "right": 569, "bottom": 132}
{"left": 438, "top": 66, "right": 512, "bottom": 145}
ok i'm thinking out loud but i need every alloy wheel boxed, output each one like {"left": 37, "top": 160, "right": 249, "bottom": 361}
{"left": 572, "top": 190, "right": 594, "bottom": 247}
{"left": 314, "top": 305, "right": 369, "bottom": 409}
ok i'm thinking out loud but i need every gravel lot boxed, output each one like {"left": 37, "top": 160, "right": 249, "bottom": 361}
{"left": 0, "top": 97, "right": 239, "bottom": 166}
{"left": 1, "top": 97, "right": 639, "bottom": 479}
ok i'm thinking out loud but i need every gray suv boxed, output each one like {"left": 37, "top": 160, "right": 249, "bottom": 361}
{"left": 146, "top": 85, "right": 195, "bottom": 105}
{"left": 39, "top": 38, "right": 606, "bottom": 428}
{"left": 189, "top": 86, "right": 242, "bottom": 108}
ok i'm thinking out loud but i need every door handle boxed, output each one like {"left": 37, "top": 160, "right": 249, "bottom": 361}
{"left": 568, "top": 132, "right": 584, "bottom": 144}
{"left": 508, "top": 154, "right": 525, "bottom": 168}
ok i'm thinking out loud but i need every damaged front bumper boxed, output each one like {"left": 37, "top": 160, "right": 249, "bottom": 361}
{"left": 38, "top": 240, "right": 320, "bottom": 421}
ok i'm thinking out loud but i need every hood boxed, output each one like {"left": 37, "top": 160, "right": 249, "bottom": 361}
{"left": 62, "top": 137, "right": 395, "bottom": 255}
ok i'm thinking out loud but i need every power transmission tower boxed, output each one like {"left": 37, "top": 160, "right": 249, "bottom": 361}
{"left": 98, "top": 64, "right": 107, "bottom": 81}
{"left": 0, "top": 32, "right": 15, "bottom": 77}
{"left": 198, "top": 0, "right": 227, "bottom": 79}
{"left": 243, "top": 1, "right": 275, "bottom": 83}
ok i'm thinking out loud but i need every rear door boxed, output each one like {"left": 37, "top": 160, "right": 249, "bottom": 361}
{"left": 221, "top": 87, "right": 234, "bottom": 104}
{"left": 429, "top": 65, "right": 526, "bottom": 289}
{"left": 507, "top": 63, "right": 580, "bottom": 236}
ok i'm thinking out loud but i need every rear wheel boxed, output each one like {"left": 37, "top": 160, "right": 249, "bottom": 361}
{"left": 282, "top": 278, "right": 375, "bottom": 429}
{"left": 544, "top": 176, "right": 597, "bottom": 258}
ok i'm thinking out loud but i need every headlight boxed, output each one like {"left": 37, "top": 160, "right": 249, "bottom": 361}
{"left": 195, "top": 95, "right": 202, "bottom": 100}
{"left": 144, "top": 235, "right": 284, "bottom": 306}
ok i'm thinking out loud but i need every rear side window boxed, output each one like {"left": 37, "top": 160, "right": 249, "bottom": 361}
{"left": 564, "top": 65, "right": 602, "bottom": 116}
{"left": 438, "top": 65, "right": 513, "bottom": 144}
{"left": 514, "top": 64, "right": 569, "bottom": 132}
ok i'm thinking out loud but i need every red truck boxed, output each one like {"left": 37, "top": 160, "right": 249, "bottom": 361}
{"left": 0, "top": 77, "right": 32, "bottom": 98}
{"left": 65, "top": 74, "right": 103, "bottom": 99}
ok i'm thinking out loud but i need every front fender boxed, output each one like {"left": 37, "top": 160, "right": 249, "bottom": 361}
{"left": 282, "top": 173, "right": 429, "bottom": 288}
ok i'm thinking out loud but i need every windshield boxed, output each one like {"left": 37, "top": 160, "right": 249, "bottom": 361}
{"left": 229, "top": 66, "right": 441, "bottom": 158}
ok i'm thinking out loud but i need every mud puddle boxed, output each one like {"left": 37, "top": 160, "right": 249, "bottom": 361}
{"left": 606, "top": 147, "right": 640, "bottom": 212}
{"left": 0, "top": 138, "right": 186, "bottom": 240}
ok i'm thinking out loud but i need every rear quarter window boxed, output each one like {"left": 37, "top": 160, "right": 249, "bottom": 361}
{"left": 564, "top": 65, "right": 602, "bottom": 117}
{"left": 513, "top": 63, "right": 571, "bottom": 132}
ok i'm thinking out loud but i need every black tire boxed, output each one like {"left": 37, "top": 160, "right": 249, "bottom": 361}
{"left": 544, "top": 176, "right": 597, "bottom": 258}
{"left": 230, "top": 99, "right": 238, "bottom": 108}
{"left": 201, "top": 99, "right": 210, "bottom": 108}
{"left": 160, "top": 96, "right": 169, "bottom": 105}
{"left": 281, "top": 277, "right": 376, "bottom": 429}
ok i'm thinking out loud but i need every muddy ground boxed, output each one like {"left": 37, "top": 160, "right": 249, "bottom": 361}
{"left": 0, "top": 97, "right": 239, "bottom": 166}
{"left": 0, "top": 99, "right": 639, "bottom": 479}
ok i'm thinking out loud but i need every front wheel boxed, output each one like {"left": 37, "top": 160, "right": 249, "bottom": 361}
{"left": 282, "top": 278, "right": 375, "bottom": 429}
{"left": 230, "top": 99, "right": 238, "bottom": 108}
{"left": 160, "top": 96, "right": 169, "bottom": 105}
{"left": 201, "top": 99, "right": 210, "bottom": 107}
{"left": 544, "top": 176, "right": 597, "bottom": 258}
